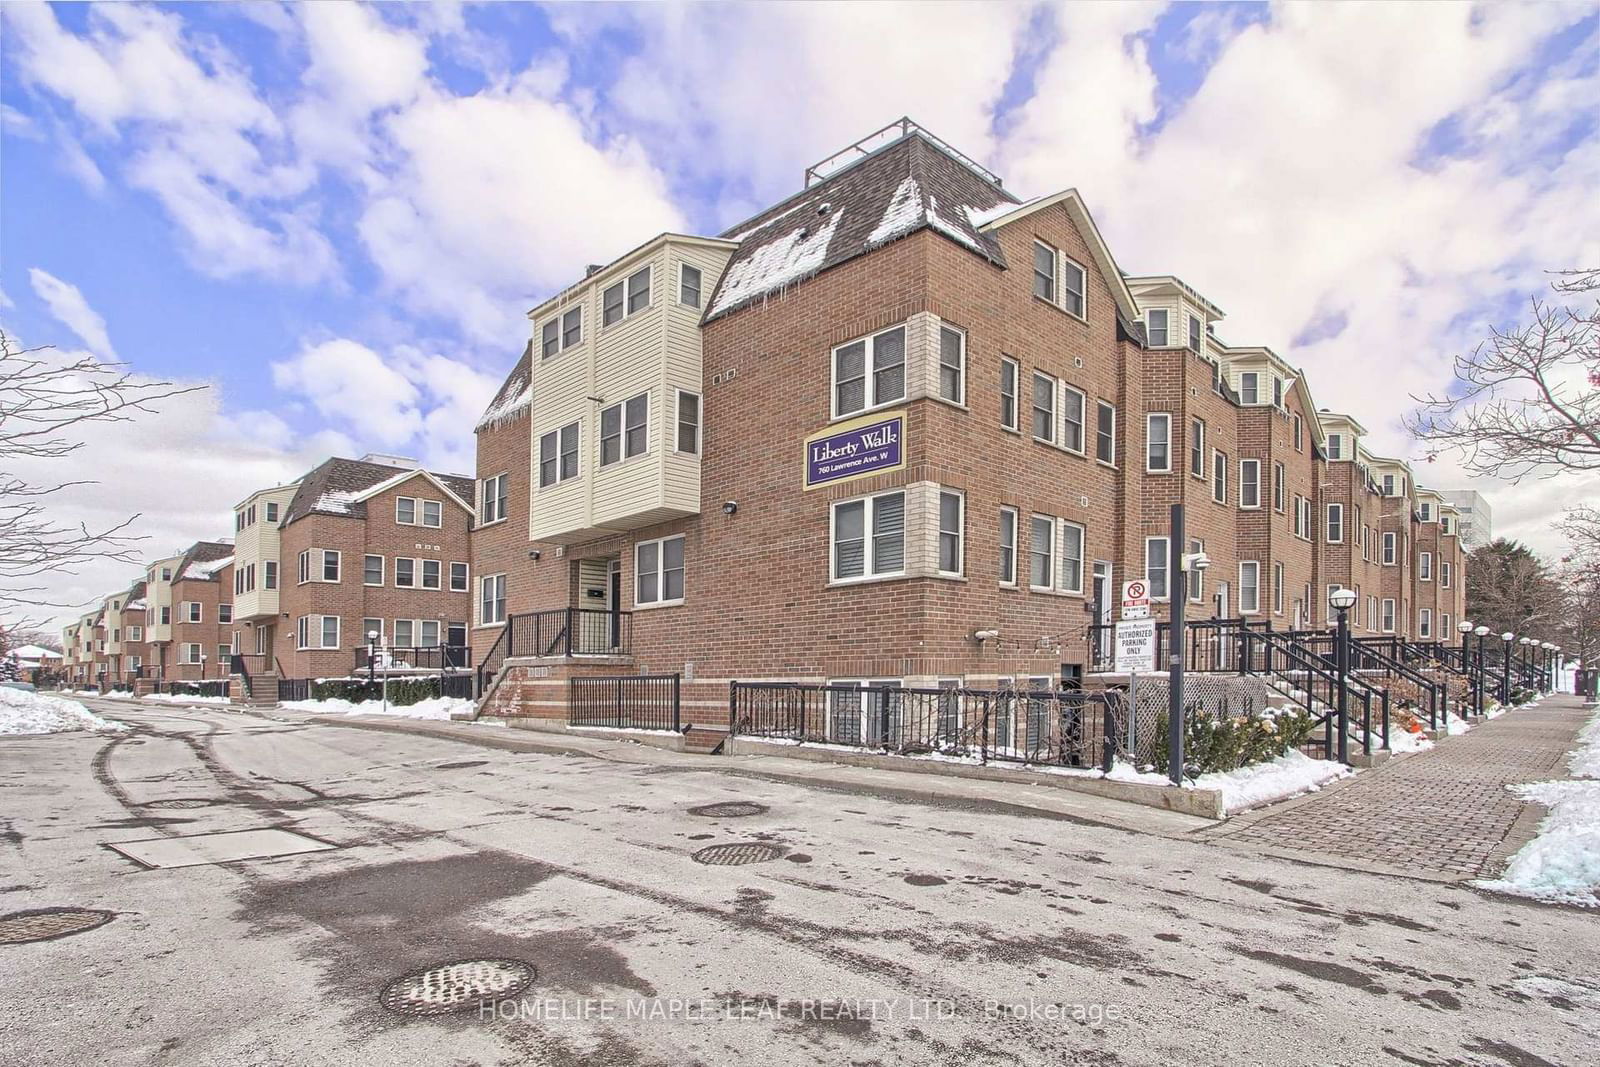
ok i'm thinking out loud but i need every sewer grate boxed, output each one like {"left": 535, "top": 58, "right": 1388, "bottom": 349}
{"left": 142, "top": 798, "right": 217, "bottom": 810}
{"left": 0, "top": 907, "right": 114, "bottom": 945}
{"left": 380, "top": 958, "right": 536, "bottom": 1016}
{"left": 692, "top": 842, "right": 785, "bottom": 866}
{"left": 688, "top": 801, "right": 769, "bottom": 819}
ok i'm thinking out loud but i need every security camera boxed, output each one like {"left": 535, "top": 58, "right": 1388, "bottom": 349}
{"left": 1182, "top": 551, "right": 1211, "bottom": 572}
{"left": 722, "top": 501, "right": 738, "bottom": 515}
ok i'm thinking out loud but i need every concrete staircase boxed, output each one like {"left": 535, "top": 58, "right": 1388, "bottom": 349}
{"left": 232, "top": 673, "right": 281, "bottom": 707}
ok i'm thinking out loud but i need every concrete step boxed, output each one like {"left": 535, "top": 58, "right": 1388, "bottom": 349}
{"left": 681, "top": 726, "right": 728, "bottom": 755}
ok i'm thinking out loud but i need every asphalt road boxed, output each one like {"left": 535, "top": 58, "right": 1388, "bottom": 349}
{"left": 0, "top": 698, "right": 1594, "bottom": 1067}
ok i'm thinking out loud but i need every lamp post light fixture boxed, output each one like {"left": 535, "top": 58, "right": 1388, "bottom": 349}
{"left": 1500, "top": 632, "right": 1515, "bottom": 706}
{"left": 1328, "top": 587, "right": 1358, "bottom": 765}
{"left": 1474, "top": 625, "right": 1490, "bottom": 716}
{"left": 1519, "top": 637, "right": 1533, "bottom": 692}
{"left": 1457, "top": 620, "right": 1473, "bottom": 716}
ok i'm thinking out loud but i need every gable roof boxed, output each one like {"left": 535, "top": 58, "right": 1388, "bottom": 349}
{"left": 281, "top": 457, "right": 474, "bottom": 526}
{"left": 705, "top": 129, "right": 1019, "bottom": 322}
{"left": 172, "top": 541, "right": 234, "bottom": 583}
{"left": 476, "top": 340, "right": 533, "bottom": 432}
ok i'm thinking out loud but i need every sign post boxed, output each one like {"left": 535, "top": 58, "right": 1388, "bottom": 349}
{"left": 1115, "top": 615, "right": 1156, "bottom": 755}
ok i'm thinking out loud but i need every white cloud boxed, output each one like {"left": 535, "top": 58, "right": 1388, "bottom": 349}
{"left": 270, "top": 338, "right": 422, "bottom": 446}
{"left": 27, "top": 268, "right": 116, "bottom": 358}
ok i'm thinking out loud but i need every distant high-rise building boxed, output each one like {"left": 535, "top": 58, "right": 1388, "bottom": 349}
{"left": 1441, "top": 490, "right": 1493, "bottom": 547}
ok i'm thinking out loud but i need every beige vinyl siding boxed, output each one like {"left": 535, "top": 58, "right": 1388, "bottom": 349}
{"left": 234, "top": 484, "right": 297, "bottom": 620}
{"left": 577, "top": 558, "right": 610, "bottom": 605}
{"left": 145, "top": 554, "right": 183, "bottom": 643}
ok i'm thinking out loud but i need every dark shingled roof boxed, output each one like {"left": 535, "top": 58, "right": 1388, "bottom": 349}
{"left": 281, "top": 457, "right": 474, "bottom": 527}
{"left": 476, "top": 340, "right": 533, "bottom": 432}
{"left": 706, "top": 130, "right": 1020, "bottom": 322}
{"left": 172, "top": 540, "right": 234, "bottom": 583}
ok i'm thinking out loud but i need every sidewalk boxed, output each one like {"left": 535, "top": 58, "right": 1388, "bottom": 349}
{"left": 1205, "top": 695, "right": 1593, "bottom": 882}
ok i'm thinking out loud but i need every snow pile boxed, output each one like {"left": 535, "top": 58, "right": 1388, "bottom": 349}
{"left": 281, "top": 696, "right": 473, "bottom": 721}
{"left": 0, "top": 687, "right": 127, "bottom": 735}
{"left": 709, "top": 209, "right": 843, "bottom": 317}
{"left": 1446, "top": 716, "right": 1473, "bottom": 736}
{"left": 1200, "top": 749, "right": 1351, "bottom": 813}
{"left": 1388, "top": 726, "right": 1435, "bottom": 754}
{"left": 142, "top": 693, "right": 231, "bottom": 705}
{"left": 1476, "top": 707, "right": 1600, "bottom": 907}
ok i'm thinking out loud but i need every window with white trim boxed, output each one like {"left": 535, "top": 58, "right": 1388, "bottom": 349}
{"left": 218, "top": 604, "right": 232, "bottom": 624}
{"left": 937, "top": 491, "right": 963, "bottom": 576}
{"left": 128, "top": 626, "right": 142, "bottom": 642}
{"left": 1273, "top": 561, "right": 1284, "bottom": 614}
{"left": 1146, "top": 537, "right": 1170, "bottom": 600}
{"left": 1273, "top": 462, "right": 1286, "bottom": 513}
{"left": 601, "top": 392, "right": 649, "bottom": 467}
{"left": 636, "top": 535, "right": 686, "bottom": 606}
{"left": 479, "top": 474, "right": 508, "bottom": 525}
{"left": 676, "top": 390, "right": 701, "bottom": 454}
{"left": 938, "top": 325, "right": 965, "bottom": 404}
{"left": 999, "top": 507, "right": 1017, "bottom": 586}
{"left": 1441, "top": 561, "right": 1451, "bottom": 588}
{"left": 1419, "top": 551, "right": 1432, "bottom": 580}
{"left": 1000, "top": 357, "right": 1019, "bottom": 431}
{"left": 679, "top": 263, "right": 702, "bottom": 308}
{"left": 832, "top": 325, "right": 906, "bottom": 417}
{"left": 1240, "top": 371, "right": 1260, "bottom": 405}
{"left": 1292, "top": 413, "right": 1303, "bottom": 451}
{"left": 1441, "top": 612, "right": 1452, "bottom": 636}
{"left": 1061, "top": 386, "right": 1085, "bottom": 454}
{"left": 831, "top": 491, "right": 905, "bottom": 582}
{"left": 296, "top": 615, "right": 340, "bottom": 650}
{"left": 1057, "top": 519, "right": 1084, "bottom": 595}
{"left": 1419, "top": 501, "right": 1432, "bottom": 522}
{"left": 539, "top": 422, "right": 580, "bottom": 487}
{"left": 1382, "top": 473, "right": 1396, "bottom": 496}
{"left": 1029, "top": 516, "right": 1054, "bottom": 590}
{"left": 1186, "top": 313, "right": 1202, "bottom": 353}
{"left": 1031, "top": 372, "right": 1056, "bottom": 443}
{"left": 1326, "top": 503, "right": 1345, "bottom": 543}
{"left": 421, "top": 560, "right": 441, "bottom": 590}
{"left": 1032, "top": 241, "right": 1056, "bottom": 303}
{"left": 421, "top": 499, "right": 441, "bottom": 528}
{"left": 364, "top": 555, "right": 383, "bottom": 586}
{"left": 1239, "top": 561, "right": 1260, "bottom": 614}
{"left": 1327, "top": 433, "right": 1343, "bottom": 460}
{"left": 1147, "top": 413, "right": 1171, "bottom": 472}
{"left": 1382, "top": 531, "right": 1397, "bottom": 565}
{"left": 1239, "top": 459, "right": 1261, "bottom": 509}
{"left": 1213, "top": 449, "right": 1228, "bottom": 504}
{"left": 1419, "top": 608, "right": 1432, "bottom": 638}
{"left": 450, "top": 562, "right": 469, "bottom": 593}
{"left": 1095, "top": 401, "right": 1115, "bottom": 465}
{"left": 1146, "top": 308, "right": 1169, "bottom": 346}
{"left": 396, "top": 497, "right": 416, "bottom": 525}
{"left": 1188, "top": 538, "right": 1205, "bottom": 603}
{"left": 182, "top": 642, "right": 203, "bottom": 664}
{"left": 395, "top": 558, "right": 416, "bottom": 588}
{"left": 1060, "top": 258, "right": 1086, "bottom": 318}
{"left": 393, "top": 619, "right": 414, "bottom": 647}
{"left": 479, "top": 574, "right": 506, "bottom": 625}
{"left": 264, "top": 561, "right": 277, "bottom": 590}
{"left": 1381, "top": 598, "right": 1396, "bottom": 633}
{"left": 184, "top": 601, "right": 202, "bottom": 623}
{"left": 1190, "top": 418, "right": 1205, "bottom": 477}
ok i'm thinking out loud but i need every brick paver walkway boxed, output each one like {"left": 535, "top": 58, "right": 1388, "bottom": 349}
{"left": 1209, "top": 695, "right": 1595, "bottom": 880}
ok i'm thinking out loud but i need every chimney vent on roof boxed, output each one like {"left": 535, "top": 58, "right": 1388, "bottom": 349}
{"left": 585, "top": 264, "right": 604, "bottom": 277}
{"left": 359, "top": 453, "right": 420, "bottom": 469}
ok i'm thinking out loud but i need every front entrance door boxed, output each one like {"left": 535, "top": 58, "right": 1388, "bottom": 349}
{"left": 1091, "top": 562, "right": 1113, "bottom": 663}
{"left": 608, "top": 559, "right": 623, "bottom": 650}
{"left": 447, "top": 623, "right": 467, "bottom": 668}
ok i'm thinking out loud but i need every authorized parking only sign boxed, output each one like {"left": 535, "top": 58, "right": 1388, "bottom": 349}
{"left": 1114, "top": 618, "right": 1157, "bottom": 673}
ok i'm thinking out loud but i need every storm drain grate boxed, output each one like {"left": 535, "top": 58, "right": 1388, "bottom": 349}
{"left": 688, "top": 801, "right": 769, "bottom": 819}
{"left": 692, "top": 842, "right": 785, "bottom": 866}
{"left": 0, "top": 907, "right": 115, "bottom": 945}
{"left": 142, "top": 798, "right": 217, "bottom": 810}
{"left": 380, "top": 958, "right": 536, "bottom": 1016}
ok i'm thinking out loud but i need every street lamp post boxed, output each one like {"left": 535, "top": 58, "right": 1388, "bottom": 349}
{"left": 1474, "top": 625, "right": 1490, "bottom": 716}
{"left": 1329, "top": 587, "right": 1358, "bottom": 765}
{"left": 1458, "top": 620, "right": 1473, "bottom": 716}
{"left": 1519, "top": 637, "right": 1533, "bottom": 693}
{"left": 1500, "top": 632, "right": 1514, "bottom": 706}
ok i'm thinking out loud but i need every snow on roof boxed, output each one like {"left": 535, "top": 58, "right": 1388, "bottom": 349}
{"left": 314, "top": 490, "right": 361, "bottom": 515}
{"left": 476, "top": 379, "right": 531, "bottom": 431}
{"left": 866, "top": 176, "right": 923, "bottom": 247}
{"left": 187, "top": 555, "right": 232, "bottom": 578}
{"left": 709, "top": 207, "right": 844, "bottom": 317}
{"left": 8, "top": 645, "right": 61, "bottom": 660}
{"left": 124, "top": 598, "right": 146, "bottom": 611}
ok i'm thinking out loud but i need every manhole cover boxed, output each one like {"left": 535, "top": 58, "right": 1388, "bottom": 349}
{"left": 688, "top": 801, "right": 769, "bottom": 819}
{"left": 380, "top": 958, "right": 536, "bottom": 1016}
{"left": 692, "top": 842, "right": 785, "bottom": 866}
{"left": 0, "top": 907, "right": 114, "bottom": 945}
{"left": 142, "top": 798, "right": 217, "bottom": 810}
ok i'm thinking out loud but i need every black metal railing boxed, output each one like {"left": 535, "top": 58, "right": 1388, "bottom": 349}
{"left": 1087, "top": 617, "right": 1275, "bottom": 674}
{"left": 228, "top": 653, "right": 268, "bottom": 698}
{"left": 278, "top": 678, "right": 311, "bottom": 702}
{"left": 729, "top": 682, "right": 1128, "bottom": 770}
{"left": 477, "top": 624, "right": 510, "bottom": 697}
{"left": 1292, "top": 633, "right": 1444, "bottom": 730}
{"left": 353, "top": 645, "right": 472, "bottom": 673}
{"left": 1250, "top": 628, "right": 1385, "bottom": 757}
{"left": 570, "top": 674, "right": 681, "bottom": 732}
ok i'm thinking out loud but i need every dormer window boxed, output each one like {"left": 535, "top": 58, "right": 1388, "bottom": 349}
{"left": 1382, "top": 473, "right": 1396, "bottom": 496}
{"left": 1327, "top": 433, "right": 1342, "bottom": 460}
{"left": 1186, "top": 314, "right": 1202, "bottom": 353}
{"left": 1146, "top": 309, "right": 1169, "bottom": 346}
{"left": 1241, "top": 372, "right": 1259, "bottom": 405}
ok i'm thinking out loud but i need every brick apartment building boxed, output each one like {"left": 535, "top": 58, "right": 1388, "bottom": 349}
{"left": 144, "top": 541, "right": 235, "bottom": 682}
{"left": 469, "top": 120, "right": 1470, "bottom": 726}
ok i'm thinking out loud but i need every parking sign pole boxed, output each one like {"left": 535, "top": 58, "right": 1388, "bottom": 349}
{"left": 1167, "top": 504, "right": 1186, "bottom": 785}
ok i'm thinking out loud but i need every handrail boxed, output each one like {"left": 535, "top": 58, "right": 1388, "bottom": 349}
{"left": 1250, "top": 628, "right": 1385, "bottom": 759}
{"left": 1295, "top": 633, "right": 1443, "bottom": 730}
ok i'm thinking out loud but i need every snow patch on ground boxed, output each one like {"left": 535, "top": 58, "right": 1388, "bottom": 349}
{"left": 1388, "top": 727, "right": 1435, "bottom": 754}
{"left": 0, "top": 688, "right": 127, "bottom": 735}
{"left": 1476, "top": 705, "right": 1600, "bottom": 908}
{"left": 142, "top": 694, "right": 231, "bottom": 705}
{"left": 282, "top": 696, "right": 473, "bottom": 721}
{"left": 1201, "top": 750, "right": 1352, "bottom": 813}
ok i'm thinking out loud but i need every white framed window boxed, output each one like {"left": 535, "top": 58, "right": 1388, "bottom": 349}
{"left": 394, "top": 619, "right": 415, "bottom": 647}
{"left": 1145, "top": 537, "right": 1170, "bottom": 600}
{"left": 265, "top": 561, "right": 277, "bottom": 590}
{"left": 1382, "top": 531, "right": 1397, "bottom": 565}
{"left": 999, "top": 507, "right": 1017, "bottom": 586}
{"left": 1419, "top": 501, "right": 1433, "bottom": 522}
{"left": 1441, "top": 561, "right": 1451, "bottom": 588}
{"left": 1213, "top": 450, "right": 1228, "bottom": 504}
{"left": 1095, "top": 401, "right": 1115, "bottom": 465}
{"left": 679, "top": 263, "right": 702, "bottom": 308}
{"left": 540, "top": 317, "right": 560, "bottom": 358}
{"left": 450, "top": 562, "right": 469, "bottom": 593}
{"left": 218, "top": 604, "right": 232, "bottom": 624}
{"left": 601, "top": 392, "right": 650, "bottom": 467}
{"left": 539, "top": 421, "right": 581, "bottom": 487}
{"left": 364, "top": 554, "right": 384, "bottom": 586}
{"left": 396, "top": 497, "right": 417, "bottom": 525}
{"left": 1292, "top": 413, "right": 1303, "bottom": 451}
{"left": 184, "top": 601, "right": 202, "bottom": 623}
{"left": 603, "top": 265, "right": 651, "bottom": 326}
{"left": 1239, "top": 459, "right": 1261, "bottom": 509}
{"left": 1381, "top": 598, "right": 1396, "bottom": 633}
{"left": 394, "top": 558, "right": 416, "bottom": 588}
{"left": 832, "top": 325, "right": 906, "bottom": 418}
{"left": 1382, "top": 473, "right": 1396, "bottom": 496}
{"left": 1146, "top": 308, "right": 1169, "bottom": 346}
{"left": 1146, "top": 413, "right": 1171, "bottom": 472}
{"left": 1186, "top": 313, "right": 1202, "bottom": 353}
{"left": 1057, "top": 519, "right": 1085, "bottom": 595}
{"left": 1273, "top": 462, "right": 1286, "bottom": 512}
{"left": 1239, "top": 561, "right": 1260, "bottom": 614}
{"left": 1061, "top": 385, "right": 1085, "bottom": 454}
{"left": 938, "top": 325, "right": 965, "bottom": 404}
{"left": 999, "top": 357, "right": 1019, "bottom": 431}
{"left": 1273, "top": 561, "right": 1284, "bottom": 614}
{"left": 1032, "top": 240, "right": 1056, "bottom": 303}
{"left": 561, "top": 306, "right": 582, "bottom": 349}
{"left": 676, "top": 390, "right": 701, "bottom": 454}
{"left": 1368, "top": 596, "right": 1378, "bottom": 632}
{"left": 479, "top": 474, "right": 508, "bottom": 525}
{"left": 937, "top": 491, "right": 964, "bottom": 576}
{"left": 422, "top": 500, "right": 442, "bottom": 528}
{"left": 1419, "top": 608, "right": 1432, "bottom": 639}
{"left": 421, "top": 560, "right": 441, "bottom": 590}
{"left": 1419, "top": 551, "right": 1433, "bottom": 580}
{"left": 1188, "top": 538, "right": 1205, "bottom": 603}
{"left": 1031, "top": 241, "right": 1085, "bottom": 318}
{"left": 362, "top": 619, "right": 384, "bottom": 646}
{"left": 295, "top": 615, "right": 340, "bottom": 650}
{"left": 1190, "top": 418, "right": 1205, "bottom": 478}
{"left": 1060, "top": 257, "right": 1086, "bottom": 318}
{"left": 831, "top": 490, "right": 905, "bottom": 582}
{"left": 1240, "top": 371, "right": 1260, "bottom": 405}
{"left": 636, "top": 535, "right": 686, "bottom": 606}
{"left": 1327, "top": 433, "right": 1343, "bottom": 460}
{"left": 1441, "top": 612, "right": 1452, "bottom": 636}
{"left": 1031, "top": 372, "right": 1056, "bottom": 443}
{"left": 182, "top": 642, "right": 203, "bottom": 664}
{"left": 1029, "top": 515, "right": 1054, "bottom": 590}
{"left": 1326, "top": 503, "right": 1345, "bottom": 543}
{"left": 479, "top": 574, "right": 507, "bottom": 625}
{"left": 128, "top": 626, "right": 142, "bottom": 642}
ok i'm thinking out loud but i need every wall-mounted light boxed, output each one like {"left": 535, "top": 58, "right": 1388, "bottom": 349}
{"left": 972, "top": 628, "right": 999, "bottom": 643}
{"left": 722, "top": 501, "right": 738, "bottom": 516}
{"left": 528, "top": 549, "right": 541, "bottom": 561}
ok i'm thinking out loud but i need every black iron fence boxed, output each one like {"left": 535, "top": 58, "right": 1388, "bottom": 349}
{"left": 278, "top": 678, "right": 311, "bottom": 702}
{"left": 570, "top": 674, "right": 681, "bottom": 732}
{"left": 1087, "top": 617, "right": 1275, "bottom": 674}
{"left": 729, "top": 682, "right": 1128, "bottom": 770}
{"left": 353, "top": 645, "right": 471, "bottom": 673}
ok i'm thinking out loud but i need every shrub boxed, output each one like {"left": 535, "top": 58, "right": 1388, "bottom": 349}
{"left": 1154, "top": 701, "right": 1320, "bottom": 777}
{"left": 307, "top": 676, "right": 442, "bottom": 706}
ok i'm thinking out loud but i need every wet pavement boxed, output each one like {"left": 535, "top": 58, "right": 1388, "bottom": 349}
{"left": 0, "top": 698, "right": 1594, "bottom": 1066}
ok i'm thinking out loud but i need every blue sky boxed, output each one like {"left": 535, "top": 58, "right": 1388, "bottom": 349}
{"left": 2, "top": 1, "right": 1596, "bottom": 623}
